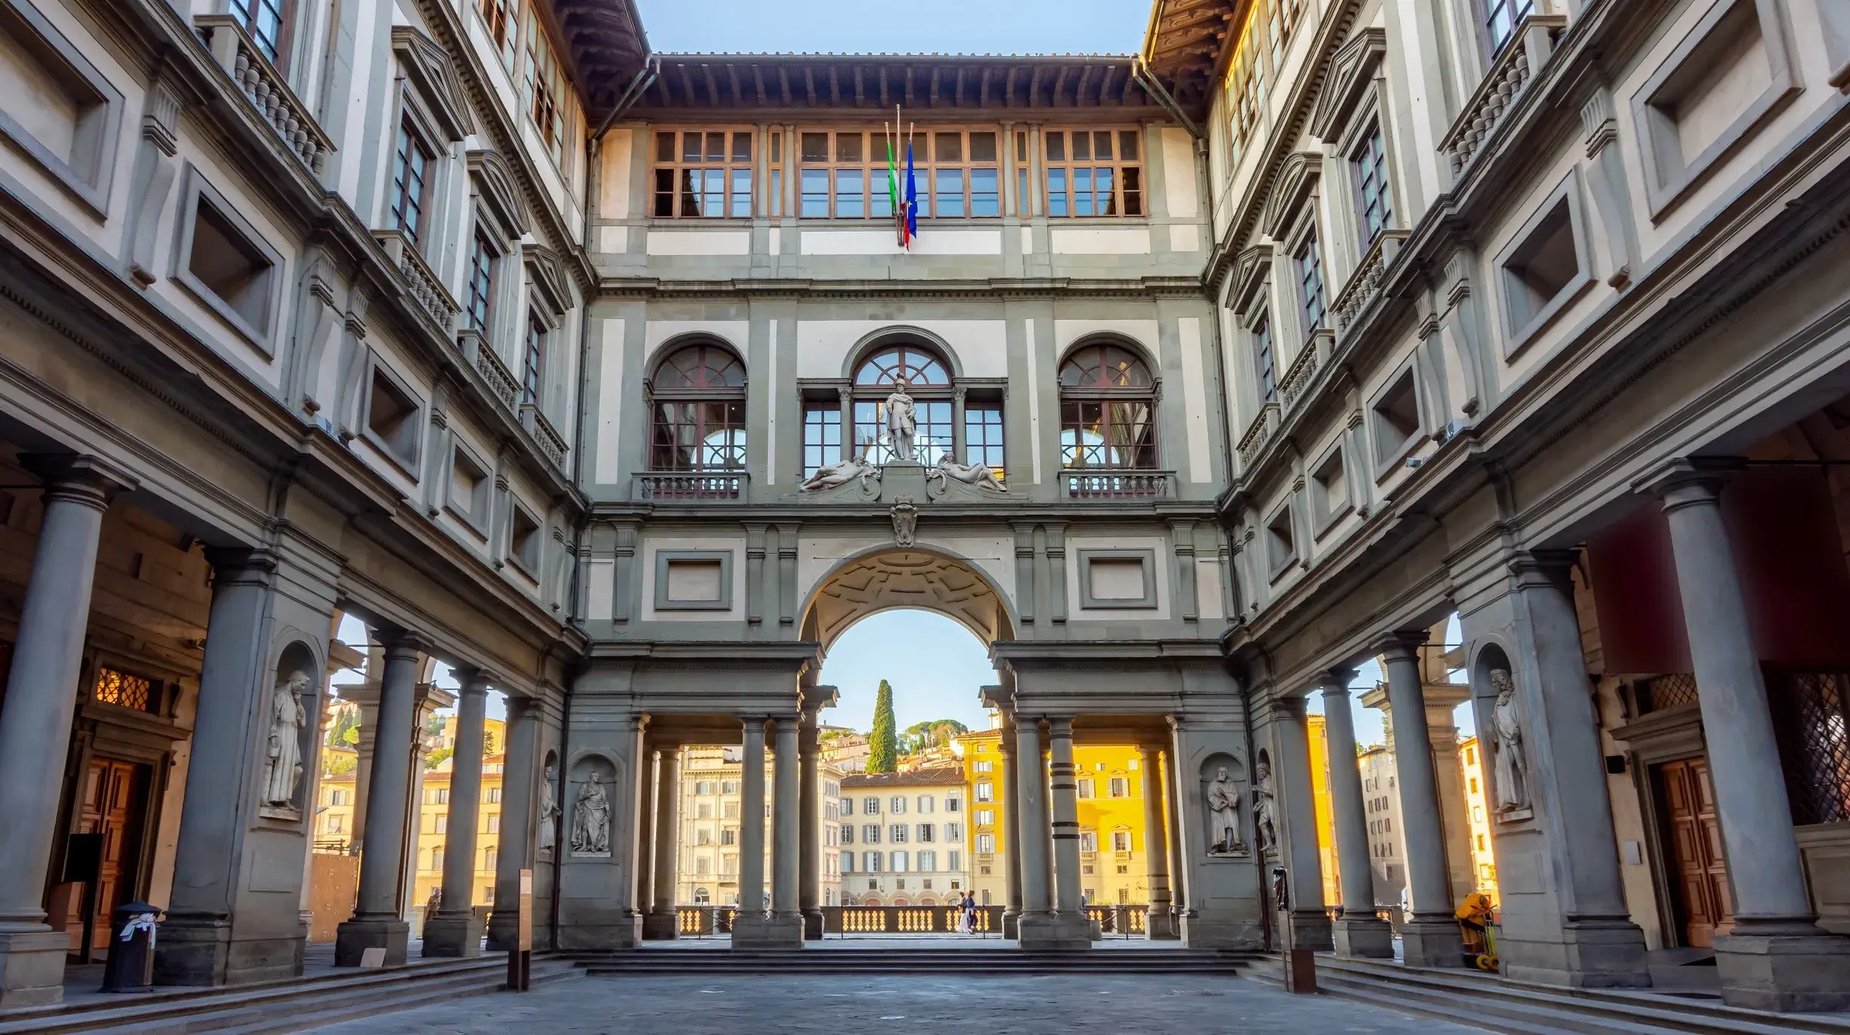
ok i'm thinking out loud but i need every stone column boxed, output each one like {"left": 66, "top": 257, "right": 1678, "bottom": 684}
{"left": 772, "top": 718, "right": 802, "bottom": 924}
{"left": 1164, "top": 739, "right": 1188, "bottom": 923}
{"left": 486, "top": 695, "right": 539, "bottom": 950}
{"left": 1322, "top": 672, "right": 1392, "bottom": 958}
{"left": 731, "top": 717, "right": 798, "bottom": 948}
{"left": 0, "top": 458, "right": 131, "bottom": 1007}
{"left": 1380, "top": 633, "right": 1463, "bottom": 966}
{"left": 1272, "top": 697, "right": 1331, "bottom": 950}
{"left": 1013, "top": 720, "right": 1050, "bottom": 923}
{"left": 425, "top": 669, "right": 492, "bottom": 956}
{"left": 799, "top": 717, "right": 823, "bottom": 939}
{"left": 644, "top": 747, "right": 681, "bottom": 939}
{"left": 634, "top": 747, "right": 657, "bottom": 922}
{"left": 1022, "top": 718, "right": 1089, "bottom": 949}
{"left": 1137, "top": 740, "right": 1178, "bottom": 939}
{"left": 335, "top": 633, "right": 425, "bottom": 966}
{"left": 1655, "top": 471, "right": 1850, "bottom": 1011}
{"left": 999, "top": 731, "right": 1023, "bottom": 938}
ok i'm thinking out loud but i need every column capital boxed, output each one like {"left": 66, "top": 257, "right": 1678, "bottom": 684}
{"left": 1320, "top": 667, "right": 1359, "bottom": 698}
{"left": 24, "top": 452, "right": 138, "bottom": 509}
{"left": 1133, "top": 738, "right": 1166, "bottom": 761}
{"left": 1508, "top": 549, "right": 1579, "bottom": 592}
{"left": 203, "top": 546, "right": 280, "bottom": 585}
{"left": 996, "top": 733, "right": 1015, "bottom": 757}
{"left": 800, "top": 684, "right": 839, "bottom": 716}
{"left": 1634, "top": 457, "right": 1742, "bottom": 504}
{"left": 375, "top": 628, "right": 435, "bottom": 658}
{"left": 1374, "top": 630, "right": 1427, "bottom": 662}
{"left": 1273, "top": 695, "right": 1310, "bottom": 720}
{"left": 1043, "top": 715, "right": 1073, "bottom": 736}
{"left": 450, "top": 666, "right": 495, "bottom": 696}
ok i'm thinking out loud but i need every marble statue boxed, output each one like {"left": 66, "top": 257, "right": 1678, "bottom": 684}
{"left": 262, "top": 671, "right": 311, "bottom": 807}
{"left": 928, "top": 454, "right": 1008, "bottom": 493}
{"left": 800, "top": 454, "right": 881, "bottom": 493}
{"left": 538, "top": 765, "right": 559, "bottom": 855}
{"left": 571, "top": 772, "right": 611, "bottom": 854}
{"left": 1251, "top": 759, "right": 1278, "bottom": 855}
{"left": 1206, "top": 766, "right": 1243, "bottom": 854}
{"left": 885, "top": 378, "right": 917, "bottom": 462}
{"left": 1491, "top": 669, "right": 1529, "bottom": 812}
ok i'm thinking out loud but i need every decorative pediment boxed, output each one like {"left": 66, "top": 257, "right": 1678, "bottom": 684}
{"left": 1308, "top": 27, "right": 1387, "bottom": 141}
{"left": 392, "top": 27, "right": 475, "bottom": 142}
{"left": 468, "top": 149, "right": 531, "bottom": 241}
{"left": 1261, "top": 152, "right": 1324, "bottom": 239}
{"left": 523, "top": 243, "right": 572, "bottom": 316}
{"left": 1230, "top": 243, "right": 1275, "bottom": 314}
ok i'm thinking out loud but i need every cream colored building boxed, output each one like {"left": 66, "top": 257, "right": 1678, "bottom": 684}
{"left": 839, "top": 769, "right": 970, "bottom": 907}
{"left": 675, "top": 746, "right": 843, "bottom": 909}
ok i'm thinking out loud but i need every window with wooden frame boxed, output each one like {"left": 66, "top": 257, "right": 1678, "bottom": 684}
{"left": 1059, "top": 342, "right": 1159, "bottom": 470}
{"left": 230, "top": 0, "right": 288, "bottom": 66}
{"left": 964, "top": 402, "right": 1004, "bottom": 477}
{"left": 851, "top": 344, "right": 954, "bottom": 465}
{"left": 1353, "top": 120, "right": 1393, "bottom": 245}
{"left": 479, "top": 0, "right": 518, "bottom": 70}
{"left": 521, "top": 313, "right": 547, "bottom": 407}
{"left": 1251, "top": 308, "right": 1277, "bottom": 402}
{"left": 797, "top": 128, "right": 999, "bottom": 219}
{"left": 1042, "top": 129, "right": 1143, "bottom": 218}
{"left": 802, "top": 400, "right": 843, "bottom": 477}
{"left": 1295, "top": 232, "right": 1327, "bottom": 340}
{"left": 520, "top": 7, "right": 573, "bottom": 165}
{"left": 1013, "top": 129, "right": 1032, "bottom": 218}
{"left": 652, "top": 129, "right": 754, "bottom": 218}
{"left": 465, "top": 228, "right": 496, "bottom": 334}
{"left": 389, "top": 116, "right": 434, "bottom": 246}
{"left": 648, "top": 343, "right": 748, "bottom": 472}
{"left": 1228, "top": 11, "right": 1270, "bottom": 142}
{"left": 1484, "top": 0, "right": 1537, "bottom": 55}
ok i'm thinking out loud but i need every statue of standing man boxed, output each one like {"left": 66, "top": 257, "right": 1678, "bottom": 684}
{"left": 262, "top": 671, "right": 311, "bottom": 807}
{"left": 1206, "top": 766, "right": 1243, "bottom": 854}
{"left": 571, "top": 772, "right": 611, "bottom": 855}
{"left": 1491, "top": 669, "right": 1530, "bottom": 812}
{"left": 885, "top": 377, "right": 917, "bottom": 463}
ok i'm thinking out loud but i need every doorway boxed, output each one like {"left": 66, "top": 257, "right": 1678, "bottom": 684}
{"left": 67, "top": 756, "right": 151, "bottom": 953}
{"left": 1654, "top": 757, "right": 1733, "bottom": 948}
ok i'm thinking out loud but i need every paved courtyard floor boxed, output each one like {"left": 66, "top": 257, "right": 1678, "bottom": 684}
{"left": 303, "top": 972, "right": 1492, "bottom": 1034}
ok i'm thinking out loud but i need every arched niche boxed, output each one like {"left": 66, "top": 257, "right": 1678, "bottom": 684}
{"left": 1200, "top": 750, "right": 1249, "bottom": 857}
{"left": 565, "top": 751, "right": 619, "bottom": 858}
{"left": 1469, "top": 642, "right": 1529, "bottom": 817}
{"left": 260, "top": 639, "right": 322, "bottom": 818}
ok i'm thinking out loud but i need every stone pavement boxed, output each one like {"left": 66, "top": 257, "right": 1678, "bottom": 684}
{"left": 301, "top": 972, "right": 1493, "bottom": 1034}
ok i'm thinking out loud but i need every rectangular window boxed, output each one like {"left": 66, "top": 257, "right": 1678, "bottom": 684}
{"left": 1014, "top": 129, "right": 1032, "bottom": 217}
{"left": 521, "top": 11, "right": 569, "bottom": 163}
{"left": 1078, "top": 831, "right": 1097, "bottom": 852}
{"left": 975, "top": 781, "right": 993, "bottom": 802}
{"left": 963, "top": 404, "right": 1005, "bottom": 476}
{"left": 1253, "top": 313, "right": 1276, "bottom": 402}
{"left": 486, "top": 787, "right": 502, "bottom": 804}
{"left": 1108, "top": 777, "right": 1128, "bottom": 798}
{"left": 919, "top": 852, "right": 936, "bottom": 873}
{"left": 1229, "top": 16, "right": 1270, "bottom": 141}
{"left": 890, "top": 824, "right": 907, "bottom": 844}
{"left": 465, "top": 230, "right": 495, "bottom": 334}
{"left": 1485, "top": 0, "right": 1536, "bottom": 55}
{"left": 479, "top": 0, "right": 518, "bottom": 70}
{"left": 796, "top": 128, "right": 998, "bottom": 219}
{"left": 1076, "top": 778, "right": 1094, "bottom": 799}
{"left": 522, "top": 313, "right": 545, "bottom": 407}
{"left": 946, "top": 822, "right": 960, "bottom": 841}
{"left": 1354, "top": 122, "right": 1393, "bottom": 245}
{"left": 976, "top": 833, "right": 995, "bottom": 853}
{"left": 92, "top": 667, "right": 156, "bottom": 713}
{"left": 230, "top": 0, "right": 286, "bottom": 65}
{"left": 918, "top": 795, "right": 933, "bottom": 814}
{"left": 946, "top": 797, "right": 959, "bottom": 812}
{"left": 652, "top": 129, "right": 754, "bottom": 218}
{"left": 864, "top": 823, "right": 880, "bottom": 844}
{"left": 976, "top": 809, "right": 994, "bottom": 826}
{"left": 1060, "top": 399, "right": 1159, "bottom": 469}
{"left": 918, "top": 823, "right": 934, "bottom": 842}
{"left": 891, "top": 796, "right": 906, "bottom": 815}
{"left": 1112, "top": 831, "right": 1132, "bottom": 851}
{"left": 865, "top": 851, "right": 882, "bottom": 873}
{"left": 842, "top": 798, "right": 853, "bottom": 816}
{"left": 972, "top": 760, "right": 993, "bottom": 774}
{"left": 1042, "top": 129, "right": 1143, "bottom": 217}
{"left": 389, "top": 118, "right": 433, "bottom": 247}
{"left": 891, "top": 851, "right": 909, "bottom": 873}
{"left": 841, "top": 825, "right": 853, "bottom": 845}
{"left": 1297, "top": 234, "right": 1327, "bottom": 338}
{"left": 802, "top": 402, "right": 843, "bottom": 477}
{"left": 865, "top": 797, "right": 879, "bottom": 814}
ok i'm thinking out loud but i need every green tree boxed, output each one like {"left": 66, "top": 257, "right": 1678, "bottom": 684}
{"left": 868, "top": 680, "right": 898, "bottom": 774}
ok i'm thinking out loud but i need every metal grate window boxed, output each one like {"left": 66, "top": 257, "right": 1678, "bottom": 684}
{"left": 1772, "top": 672, "right": 1850, "bottom": 826}
{"left": 94, "top": 667, "right": 157, "bottom": 713}
{"left": 1639, "top": 673, "right": 1700, "bottom": 713}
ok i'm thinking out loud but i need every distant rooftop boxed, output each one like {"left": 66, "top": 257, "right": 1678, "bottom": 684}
{"left": 842, "top": 766, "right": 966, "bottom": 788}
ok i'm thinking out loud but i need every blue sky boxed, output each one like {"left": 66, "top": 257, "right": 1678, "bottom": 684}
{"left": 634, "top": 0, "right": 1152, "bottom": 55}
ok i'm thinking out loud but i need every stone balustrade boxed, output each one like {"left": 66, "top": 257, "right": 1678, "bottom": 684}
{"left": 372, "top": 230, "right": 459, "bottom": 334}
{"left": 1237, "top": 402, "right": 1280, "bottom": 472}
{"left": 1439, "top": 16, "right": 1568, "bottom": 177}
{"left": 1060, "top": 469, "right": 1175, "bottom": 499}
{"left": 1331, "top": 229, "right": 1408, "bottom": 335}
{"left": 196, "top": 15, "right": 334, "bottom": 175}
{"left": 473, "top": 343, "right": 520, "bottom": 409}
{"left": 633, "top": 471, "right": 749, "bottom": 501}
{"left": 1279, "top": 336, "right": 1324, "bottom": 409}
{"left": 520, "top": 403, "right": 569, "bottom": 470}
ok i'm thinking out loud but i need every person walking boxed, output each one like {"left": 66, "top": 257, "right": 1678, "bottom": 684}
{"left": 960, "top": 892, "right": 977, "bottom": 935}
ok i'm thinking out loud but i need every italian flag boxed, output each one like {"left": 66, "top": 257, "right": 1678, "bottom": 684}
{"left": 887, "top": 109, "right": 918, "bottom": 250}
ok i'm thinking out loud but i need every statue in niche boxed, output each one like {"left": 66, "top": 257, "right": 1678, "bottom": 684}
{"left": 1251, "top": 758, "right": 1278, "bottom": 855}
{"left": 1491, "top": 669, "right": 1530, "bottom": 812}
{"left": 571, "top": 772, "right": 611, "bottom": 855}
{"left": 1205, "top": 766, "right": 1245, "bottom": 855}
{"left": 538, "top": 765, "right": 559, "bottom": 856}
{"left": 800, "top": 454, "right": 881, "bottom": 494}
{"left": 928, "top": 454, "right": 1008, "bottom": 494}
{"left": 885, "top": 378, "right": 918, "bottom": 463}
{"left": 891, "top": 497, "right": 919, "bottom": 548}
{"left": 262, "top": 671, "right": 311, "bottom": 808}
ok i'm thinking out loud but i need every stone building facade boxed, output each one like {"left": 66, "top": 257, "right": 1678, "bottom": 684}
{"left": 1, "top": 0, "right": 1847, "bottom": 1019}
{"left": 838, "top": 769, "right": 969, "bottom": 907}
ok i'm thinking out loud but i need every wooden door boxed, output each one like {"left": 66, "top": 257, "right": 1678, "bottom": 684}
{"left": 68, "top": 757, "right": 150, "bottom": 952}
{"left": 1657, "top": 758, "right": 1733, "bottom": 949}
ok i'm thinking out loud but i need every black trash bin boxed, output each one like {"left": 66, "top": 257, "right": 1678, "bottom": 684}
{"left": 100, "top": 902, "right": 162, "bottom": 993}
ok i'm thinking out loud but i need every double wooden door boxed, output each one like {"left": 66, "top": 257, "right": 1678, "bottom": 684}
{"left": 67, "top": 756, "right": 150, "bottom": 952}
{"left": 1657, "top": 757, "right": 1734, "bottom": 948}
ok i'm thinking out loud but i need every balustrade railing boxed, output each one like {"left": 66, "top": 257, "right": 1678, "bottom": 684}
{"left": 1331, "top": 229, "right": 1408, "bottom": 336}
{"left": 822, "top": 905, "right": 1004, "bottom": 936}
{"left": 372, "top": 230, "right": 459, "bottom": 334}
{"left": 1060, "top": 469, "right": 1175, "bottom": 500}
{"left": 634, "top": 471, "right": 748, "bottom": 501}
{"left": 195, "top": 15, "right": 335, "bottom": 175}
{"left": 1439, "top": 16, "right": 1568, "bottom": 177}
{"left": 520, "top": 402, "right": 569, "bottom": 470}
{"left": 1237, "top": 402, "right": 1280, "bottom": 472}
{"left": 1085, "top": 904, "right": 1149, "bottom": 937}
{"left": 676, "top": 905, "right": 739, "bottom": 937}
{"left": 1279, "top": 341, "right": 1322, "bottom": 410}
{"left": 473, "top": 344, "right": 520, "bottom": 409}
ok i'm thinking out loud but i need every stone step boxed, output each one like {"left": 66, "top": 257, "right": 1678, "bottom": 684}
{"left": 0, "top": 956, "right": 571, "bottom": 1035}
{"left": 576, "top": 948, "right": 1261, "bottom": 977}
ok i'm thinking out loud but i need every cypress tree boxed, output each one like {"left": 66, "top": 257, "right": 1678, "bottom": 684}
{"left": 868, "top": 679, "right": 898, "bottom": 773}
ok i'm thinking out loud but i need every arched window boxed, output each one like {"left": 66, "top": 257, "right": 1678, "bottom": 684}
{"left": 648, "top": 343, "right": 747, "bottom": 472}
{"left": 1059, "top": 342, "right": 1158, "bottom": 470}
{"left": 693, "top": 886, "right": 710, "bottom": 905}
{"left": 849, "top": 344, "right": 953, "bottom": 466}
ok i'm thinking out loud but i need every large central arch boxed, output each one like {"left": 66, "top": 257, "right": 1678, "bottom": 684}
{"left": 799, "top": 545, "right": 1018, "bottom": 658}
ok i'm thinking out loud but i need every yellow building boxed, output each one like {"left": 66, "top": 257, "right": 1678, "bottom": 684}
{"left": 1307, "top": 714, "right": 1341, "bottom": 908}
{"left": 959, "top": 730, "right": 1160, "bottom": 908}
{"left": 1460, "top": 736, "right": 1499, "bottom": 901}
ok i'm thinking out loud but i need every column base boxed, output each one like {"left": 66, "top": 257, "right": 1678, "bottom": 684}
{"left": 1018, "top": 913, "right": 1091, "bottom": 951}
{"left": 1144, "top": 904, "right": 1180, "bottom": 940}
{"left": 1332, "top": 915, "right": 1394, "bottom": 959}
{"left": 0, "top": 928, "right": 68, "bottom": 1008}
{"left": 556, "top": 911, "right": 642, "bottom": 951}
{"left": 1001, "top": 909, "right": 1020, "bottom": 940}
{"left": 1181, "top": 911, "right": 1265, "bottom": 950}
{"left": 642, "top": 908, "right": 680, "bottom": 941}
{"left": 803, "top": 908, "right": 824, "bottom": 941}
{"left": 1500, "top": 917, "right": 1649, "bottom": 989}
{"left": 485, "top": 909, "right": 518, "bottom": 951}
{"left": 153, "top": 915, "right": 305, "bottom": 986}
{"left": 1714, "top": 923, "right": 1850, "bottom": 1012}
{"left": 334, "top": 916, "right": 409, "bottom": 967}
{"left": 1401, "top": 915, "right": 1465, "bottom": 968}
{"left": 421, "top": 912, "right": 486, "bottom": 958}
{"left": 731, "top": 914, "right": 803, "bottom": 950}
{"left": 1284, "top": 908, "right": 1333, "bottom": 952}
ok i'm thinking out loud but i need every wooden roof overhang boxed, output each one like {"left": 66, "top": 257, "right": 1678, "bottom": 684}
{"left": 549, "top": 0, "right": 650, "bottom": 113}
{"left": 1139, "top": 0, "right": 1246, "bottom": 122}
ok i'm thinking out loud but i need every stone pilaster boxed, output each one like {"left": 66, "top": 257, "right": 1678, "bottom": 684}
{"left": 1170, "top": 714, "right": 1264, "bottom": 950}
{"left": 1012, "top": 719, "right": 1050, "bottom": 924}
